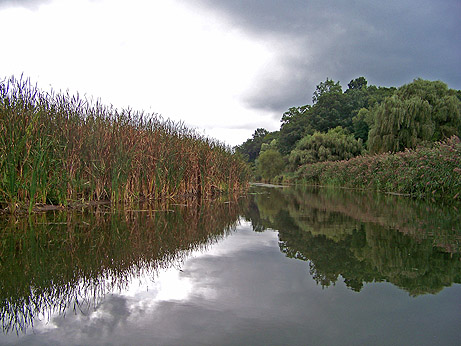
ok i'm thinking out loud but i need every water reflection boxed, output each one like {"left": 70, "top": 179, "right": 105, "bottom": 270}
{"left": 245, "top": 185, "right": 461, "bottom": 296}
{"left": 1, "top": 186, "right": 460, "bottom": 344}
{"left": 0, "top": 199, "right": 243, "bottom": 334}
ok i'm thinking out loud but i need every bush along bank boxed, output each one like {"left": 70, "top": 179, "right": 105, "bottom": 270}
{"left": 289, "top": 136, "right": 461, "bottom": 201}
{"left": 0, "top": 76, "right": 250, "bottom": 213}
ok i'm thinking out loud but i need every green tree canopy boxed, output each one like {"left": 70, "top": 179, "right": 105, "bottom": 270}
{"left": 236, "top": 77, "right": 458, "bottom": 162}
{"left": 312, "top": 78, "right": 342, "bottom": 104}
{"left": 234, "top": 128, "right": 270, "bottom": 162}
{"left": 256, "top": 149, "right": 285, "bottom": 181}
{"left": 278, "top": 106, "right": 313, "bottom": 155}
{"left": 288, "top": 127, "right": 364, "bottom": 169}
{"left": 368, "top": 79, "right": 461, "bottom": 153}
{"left": 278, "top": 77, "right": 379, "bottom": 156}
{"left": 347, "top": 76, "right": 368, "bottom": 90}
{"left": 352, "top": 108, "right": 373, "bottom": 143}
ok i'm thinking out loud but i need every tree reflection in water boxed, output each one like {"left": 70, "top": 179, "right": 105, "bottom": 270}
{"left": 244, "top": 185, "right": 460, "bottom": 296}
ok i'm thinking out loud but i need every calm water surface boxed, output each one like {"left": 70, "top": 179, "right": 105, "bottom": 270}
{"left": 0, "top": 186, "right": 460, "bottom": 345}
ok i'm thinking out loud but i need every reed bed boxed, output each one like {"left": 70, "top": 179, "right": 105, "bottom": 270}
{"left": 290, "top": 136, "right": 461, "bottom": 201}
{"left": 0, "top": 76, "right": 249, "bottom": 213}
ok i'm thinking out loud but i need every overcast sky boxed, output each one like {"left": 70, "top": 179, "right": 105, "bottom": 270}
{"left": 1, "top": 0, "right": 459, "bottom": 146}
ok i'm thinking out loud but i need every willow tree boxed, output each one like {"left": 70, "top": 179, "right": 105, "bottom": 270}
{"left": 368, "top": 79, "right": 461, "bottom": 153}
{"left": 289, "top": 127, "right": 364, "bottom": 169}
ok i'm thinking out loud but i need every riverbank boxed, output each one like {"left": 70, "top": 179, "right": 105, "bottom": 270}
{"left": 0, "top": 77, "right": 250, "bottom": 214}
{"left": 283, "top": 136, "right": 461, "bottom": 202}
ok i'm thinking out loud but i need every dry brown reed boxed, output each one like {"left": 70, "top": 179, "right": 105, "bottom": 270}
{"left": 0, "top": 76, "right": 250, "bottom": 212}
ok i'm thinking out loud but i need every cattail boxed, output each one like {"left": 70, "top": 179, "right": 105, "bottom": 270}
{"left": 0, "top": 76, "right": 250, "bottom": 213}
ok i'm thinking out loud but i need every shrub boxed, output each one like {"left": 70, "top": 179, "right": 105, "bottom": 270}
{"left": 256, "top": 149, "right": 285, "bottom": 181}
{"left": 289, "top": 127, "right": 364, "bottom": 169}
{"left": 294, "top": 136, "right": 461, "bottom": 201}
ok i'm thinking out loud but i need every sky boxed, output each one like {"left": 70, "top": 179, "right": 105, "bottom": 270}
{"left": 0, "top": 0, "right": 460, "bottom": 146}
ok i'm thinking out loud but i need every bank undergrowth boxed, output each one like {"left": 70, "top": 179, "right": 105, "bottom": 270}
{"left": 288, "top": 136, "right": 461, "bottom": 201}
{"left": 0, "top": 76, "right": 249, "bottom": 213}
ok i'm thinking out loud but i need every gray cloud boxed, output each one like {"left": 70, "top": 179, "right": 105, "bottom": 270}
{"left": 49, "top": 295, "right": 131, "bottom": 338}
{"left": 186, "top": 0, "right": 461, "bottom": 115}
{"left": 222, "top": 120, "right": 278, "bottom": 130}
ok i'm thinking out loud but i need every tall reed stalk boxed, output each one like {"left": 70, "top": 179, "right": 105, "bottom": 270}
{"left": 0, "top": 76, "right": 249, "bottom": 212}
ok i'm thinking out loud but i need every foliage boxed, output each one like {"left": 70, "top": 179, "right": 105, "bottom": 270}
{"left": 235, "top": 76, "right": 459, "bottom": 200}
{"left": 312, "top": 78, "right": 342, "bottom": 104}
{"left": 0, "top": 76, "right": 250, "bottom": 212}
{"left": 289, "top": 127, "right": 364, "bottom": 169}
{"left": 278, "top": 106, "right": 312, "bottom": 155}
{"left": 347, "top": 76, "right": 367, "bottom": 90}
{"left": 234, "top": 128, "right": 279, "bottom": 162}
{"left": 256, "top": 149, "right": 285, "bottom": 181}
{"left": 308, "top": 91, "right": 355, "bottom": 133}
{"left": 352, "top": 108, "right": 372, "bottom": 143}
{"left": 368, "top": 79, "right": 461, "bottom": 153}
{"left": 276, "top": 77, "right": 394, "bottom": 155}
{"left": 292, "top": 136, "right": 461, "bottom": 201}
{"left": 260, "top": 138, "right": 279, "bottom": 153}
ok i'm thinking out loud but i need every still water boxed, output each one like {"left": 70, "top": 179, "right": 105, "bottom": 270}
{"left": 0, "top": 185, "right": 460, "bottom": 345}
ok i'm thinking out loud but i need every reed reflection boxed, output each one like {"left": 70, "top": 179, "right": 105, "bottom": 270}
{"left": 245, "top": 186, "right": 461, "bottom": 296}
{"left": 0, "top": 198, "right": 244, "bottom": 334}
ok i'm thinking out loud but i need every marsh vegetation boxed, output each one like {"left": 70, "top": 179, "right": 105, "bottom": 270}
{"left": 236, "top": 77, "right": 461, "bottom": 201}
{"left": 0, "top": 76, "right": 249, "bottom": 214}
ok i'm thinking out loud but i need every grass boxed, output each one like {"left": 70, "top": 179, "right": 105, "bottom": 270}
{"left": 0, "top": 76, "right": 250, "bottom": 213}
{"left": 286, "top": 136, "right": 461, "bottom": 201}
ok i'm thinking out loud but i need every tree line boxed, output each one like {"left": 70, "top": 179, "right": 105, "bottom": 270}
{"left": 235, "top": 77, "right": 461, "bottom": 180}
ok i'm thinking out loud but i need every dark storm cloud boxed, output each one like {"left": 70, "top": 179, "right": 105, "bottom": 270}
{"left": 188, "top": 0, "right": 461, "bottom": 115}
{"left": 0, "top": 0, "right": 51, "bottom": 10}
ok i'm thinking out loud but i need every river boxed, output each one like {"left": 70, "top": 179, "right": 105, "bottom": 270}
{"left": 0, "top": 185, "right": 460, "bottom": 345}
